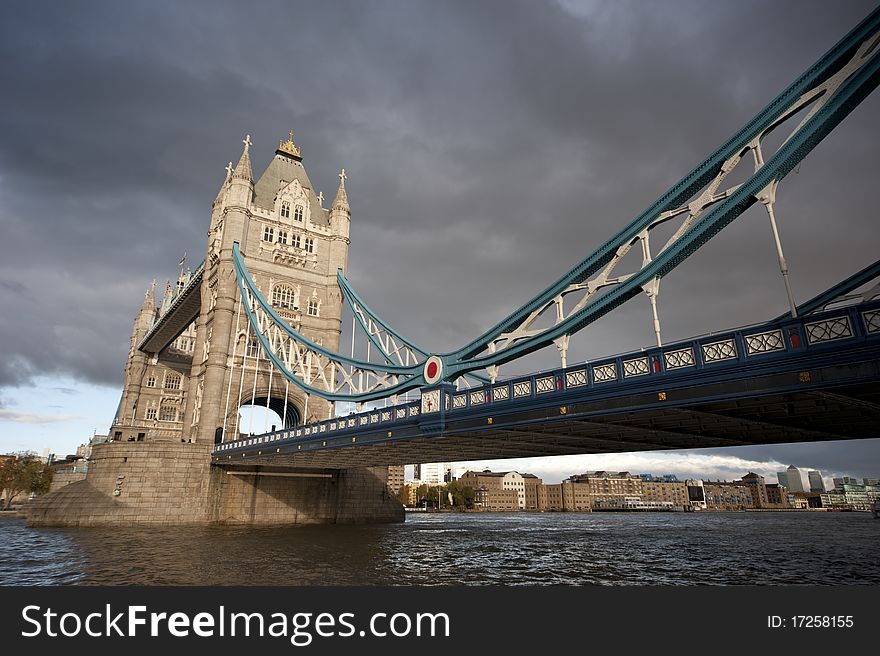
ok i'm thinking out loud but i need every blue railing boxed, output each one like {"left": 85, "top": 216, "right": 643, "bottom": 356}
{"left": 213, "top": 299, "right": 880, "bottom": 457}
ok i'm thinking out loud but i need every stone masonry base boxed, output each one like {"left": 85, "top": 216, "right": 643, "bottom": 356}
{"left": 26, "top": 441, "right": 404, "bottom": 527}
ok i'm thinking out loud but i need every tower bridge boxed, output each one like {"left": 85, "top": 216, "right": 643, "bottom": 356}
{"left": 27, "top": 6, "right": 880, "bottom": 526}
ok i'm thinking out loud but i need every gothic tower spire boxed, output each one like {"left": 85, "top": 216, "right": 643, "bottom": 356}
{"left": 329, "top": 168, "right": 351, "bottom": 275}
{"left": 233, "top": 134, "right": 253, "bottom": 182}
{"left": 332, "top": 168, "right": 349, "bottom": 213}
{"left": 139, "top": 280, "right": 157, "bottom": 317}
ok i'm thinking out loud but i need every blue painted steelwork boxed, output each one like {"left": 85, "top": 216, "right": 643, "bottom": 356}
{"left": 337, "top": 270, "right": 490, "bottom": 384}
{"left": 337, "top": 270, "right": 429, "bottom": 362}
{"left": 231, "top": 6, "right": 880, "bottom": 402}
{"left": 778, "top": 257, "right": 880, "bottom": 319}
{"left": 440, "top": 7, "right": 880, "bottom": 377}
{"left": 214, "top": 296, "right": 880, "bottom": 456}
{"left": 233, "top": 243, "right": 425, "bottom": 401}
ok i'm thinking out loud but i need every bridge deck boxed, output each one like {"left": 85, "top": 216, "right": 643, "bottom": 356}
{"left": 213, "top": 300, "right": 880, "bottom": 469}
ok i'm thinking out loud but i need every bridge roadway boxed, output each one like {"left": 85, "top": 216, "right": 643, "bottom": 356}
{"left": 213, "top": 300, "right": 880, "bottom": 470}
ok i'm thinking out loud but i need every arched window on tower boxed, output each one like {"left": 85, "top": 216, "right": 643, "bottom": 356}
{"left": 159, "top": 405, "right": 177, "bottom": 421}
{"left": 294, "top": 205, "right": 303, "bottom": 222}
{"left": 307, "top": 296, "right": 320, "bottom": 317}
{"left": 159, "top": 405, "right": 178, "bottom": 422}
{"left": 281, "top": 201, "right": 290, "bottom": 219}
{"left": 272, "top": 284, "right": 297, "bottom": 310}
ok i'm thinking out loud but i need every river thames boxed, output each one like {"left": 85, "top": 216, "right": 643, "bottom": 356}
{"left": 1, "top": 512, "right": 878, "bottom": 585}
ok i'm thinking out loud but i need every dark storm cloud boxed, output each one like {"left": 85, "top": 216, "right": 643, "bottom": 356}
{"left": 0, "top": 0, "right": 877, "bottom": 469}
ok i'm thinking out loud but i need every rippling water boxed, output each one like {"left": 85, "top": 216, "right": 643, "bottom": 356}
{"left": 1, "top": 512, "right": 878, "bottom": 585}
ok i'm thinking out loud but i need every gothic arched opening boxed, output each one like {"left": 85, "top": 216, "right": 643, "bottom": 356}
{"left": 236, "top": 396, "right": 301, "bottom": 437}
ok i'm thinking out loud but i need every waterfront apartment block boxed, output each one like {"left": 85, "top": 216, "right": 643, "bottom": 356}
{"left": 537, "top": 483, "right": 564, "bottom": 510}
{"left": 458, "top": 470, "right": 536, "bottom": 510}
{"left": 640, "top": 479, "right": 689, "bottom": 509}
{"left": 395, "top": 467, "right": 879, "bottom": 513}
{"left": 702, "top": 482, "right": 755, "bottom": 510}
{"left": 561, "top": 471, "right": 642, "bottom": 511}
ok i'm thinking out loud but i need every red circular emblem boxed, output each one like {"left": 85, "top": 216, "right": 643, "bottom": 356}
{"left": 426, "top": 361, "right": 439, "bottom": 379}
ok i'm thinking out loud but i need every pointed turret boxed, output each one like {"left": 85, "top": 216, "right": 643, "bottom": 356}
{"left": 214, "top": 161, "right": 234, "bottom": 206}
{"left": 139, "top": 280, "right": 157, "bottom": 316}
{"left": 331, "top": 168, "right": 350, "bottom": 214}
{"left": 130, "top": 281, "right": 158, "bottom": 351}
{"left": 160, "top": 279, "right": 174, "bottom": 314}
{"left": 233, "top": 134, "right": 253, "bottom": 182}
{"left": 329, "top": 168, "right": 351, "bottom": 275}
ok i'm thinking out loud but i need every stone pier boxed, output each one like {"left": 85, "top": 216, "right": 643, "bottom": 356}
{"left": 26, "top": 441, "right": 404, "bottom": 527}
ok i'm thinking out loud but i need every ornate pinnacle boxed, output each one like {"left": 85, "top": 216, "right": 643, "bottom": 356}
{"left": 278, "top": 129, "right": 302, "bottom": 158}
{"left": 233, "top": 134, "right": 253, "bottom": 182}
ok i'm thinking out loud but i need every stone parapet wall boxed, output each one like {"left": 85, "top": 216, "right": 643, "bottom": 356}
{"left": 48, "top": 471, "right": 88, "bottom": 493}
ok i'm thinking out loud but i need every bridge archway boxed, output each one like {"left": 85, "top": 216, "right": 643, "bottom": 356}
{"left": 235, "top": 396, "right": 301, "bottom": 438}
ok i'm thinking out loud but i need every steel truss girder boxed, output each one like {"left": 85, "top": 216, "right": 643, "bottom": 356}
{"left": 439, "top": 8, "right": 880, "bottom": 378}
{"left": 336, "top": 270, "right": 490, "bottom": 385}
{"left": 233, "top": 7, "right": 880, "bottom": 404}
{"left": 777, "top": 257, "right": 880, "bottom": 318}
{"left": 234, "top": 244, "right": 423, "bottom": 402}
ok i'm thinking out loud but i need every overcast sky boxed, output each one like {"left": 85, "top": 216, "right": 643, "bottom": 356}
{"left": 1, "top": 0, "right": 877, "bottom": 482}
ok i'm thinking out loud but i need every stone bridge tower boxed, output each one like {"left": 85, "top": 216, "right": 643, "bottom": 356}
{"left": 184, "top": 133, "right": 350, "bottom": 445}
{"left": 108, "top": 133, "right": 351, "bottom": 445}
{"left": 32, "top": 134, "right": 402, "bottom": 527}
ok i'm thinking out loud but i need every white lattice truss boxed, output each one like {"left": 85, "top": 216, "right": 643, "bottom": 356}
{"left": 239, "top": 281, "right": 410, "bottom": 401}
{"left": 343, "top": 284, "right": 488, "bottom": 388}
{"left": 350, "top": 299, "right": 423, "bottom": 369}
{"left": 470, "top": 33, "right": 880, "bottom": 369}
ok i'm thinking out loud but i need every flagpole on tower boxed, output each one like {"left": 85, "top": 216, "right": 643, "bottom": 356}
{"left": 178, "top": 251, "right": 187, "bottom": 278}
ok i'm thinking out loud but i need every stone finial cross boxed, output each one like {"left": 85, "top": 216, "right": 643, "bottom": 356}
{"left": 317, "top": 191, "right": 324, "bottom": 205}
{"left": 225, "top": 161, "right": 234, "bottom": 178}
{"left": 243, "top": 134, "right": 252, "bottom": 151}
{"left": 339, "top": 168, "right": 347, "bottom": 183}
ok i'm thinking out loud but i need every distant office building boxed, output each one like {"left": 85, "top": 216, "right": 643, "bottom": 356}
{"left": 833, "top": 476, "right": 860, "bottom": 487}
{"left": 386, "top": 465, "right": 405, "bottom": 494}
{"left": 782, "top": 465, "right": 807, "bottom": 493}
{"left": 686, "top": 480, "right": 707, "bottom": 510}
{"left": 414, "top": 463, "right": 451, "bottom": 485}
{"left": 776, "top": 470, "right": 789, "bottom": 488}
{"left": 825, "top": 482, "right": 880, "bottom": 511}
{"left": 639, "top": 473, "right": 679, "bottom": 483}
{"left": 808, "top": 470, "right": 826, "bottom": 493}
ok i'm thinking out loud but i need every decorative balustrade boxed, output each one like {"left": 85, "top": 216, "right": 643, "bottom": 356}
{"left": 215, "top": 299, "right": 880, "bottom": 456}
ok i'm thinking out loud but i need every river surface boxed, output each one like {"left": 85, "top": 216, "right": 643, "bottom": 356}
{"left": 1, "top": 512, "right": 877, "bottom": 585}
